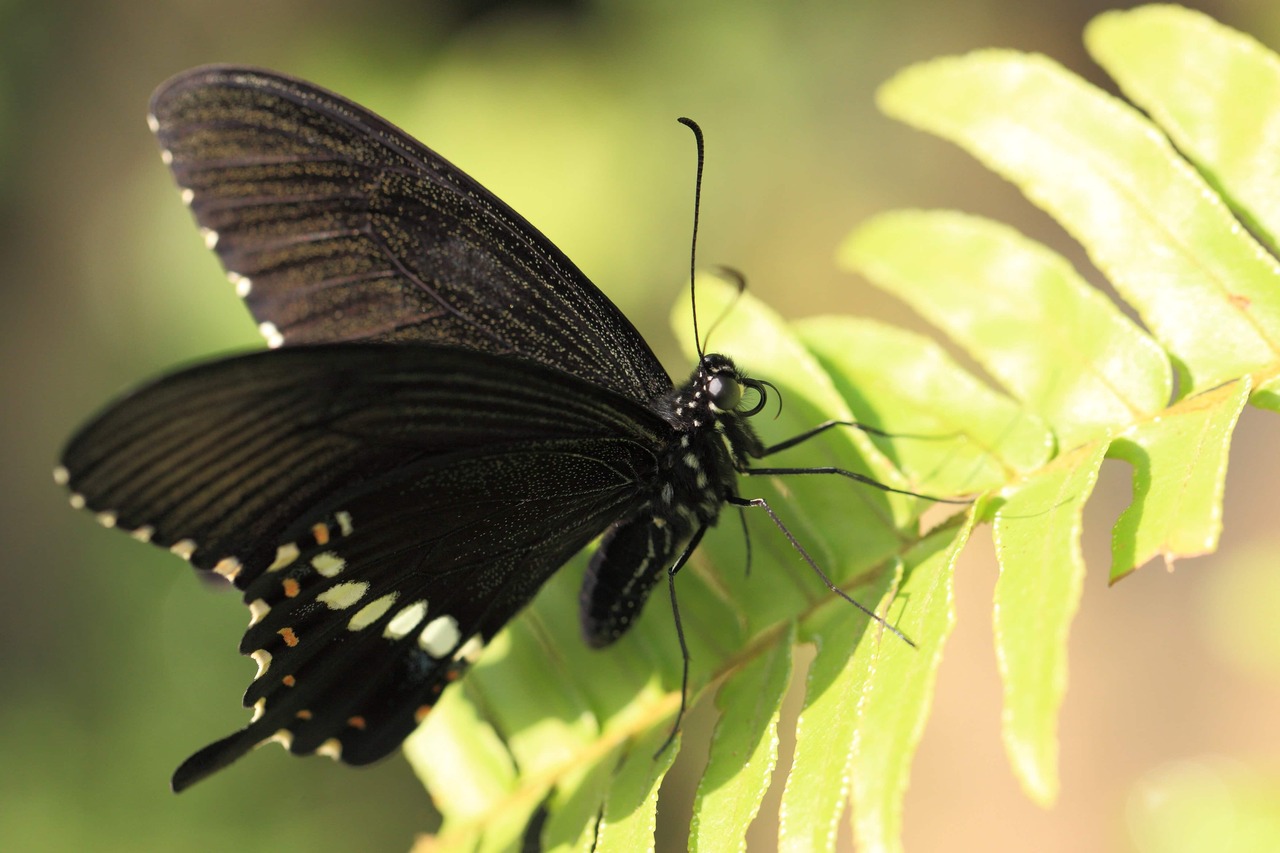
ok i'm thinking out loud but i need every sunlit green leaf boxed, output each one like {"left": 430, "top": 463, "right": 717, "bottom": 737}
{"left": 470, "top": 601, "right": 600, "bottom": 774}
{"left": 407, "top": 685, "right": 518, "bottom": 852}
{"left": 796, "top": 313, "right": 1053, "bottom": 492}
{"left": 1255, "top": 375, "right": 1280, "bottom": 414}
{"left": 542, "top": 742, "right": 625, "bottom": 852}
{"left": 850, "top": 511, "right": 975, "bottom": 852}
{"left": 689, "top": 623, "right": 794, "bottom": 852}
{"left": 1087, "top": 5, "right": 1280, "bottom": 253}
{"left": 841, "top": 210, "right": 1170, "bottom": 449}
{"left": 778, "top": 568, "right": 901, "bottom": 853}
{"left": 993, "top": 439, "right": 1109, "bottom": 805}
{"left": 878, "top": 51, "right": 1280, "bottom": 395}
{"left": 1109, "top": 378, "right": 1251, "bottom": 582}
{"left": 594, "top": 728, "right": 681, "bottom": 853}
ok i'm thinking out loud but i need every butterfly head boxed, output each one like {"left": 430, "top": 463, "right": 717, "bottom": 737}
{"left": 696, "top": 354, "right": 778, "bottom": 420}
{"left": 667, "top": 353, "right": 779, "bottom": 438}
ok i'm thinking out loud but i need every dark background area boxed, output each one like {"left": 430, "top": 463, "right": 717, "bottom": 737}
{"left": 4, "top": 1, "right": 1279, "bottom": 849}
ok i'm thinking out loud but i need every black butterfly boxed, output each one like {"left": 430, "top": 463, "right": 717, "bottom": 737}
{"left": 58, "top": 66, "right": 933, "bottom": 793}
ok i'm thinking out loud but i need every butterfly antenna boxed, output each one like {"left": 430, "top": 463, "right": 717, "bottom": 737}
{"left": 698, "top": 266, "right": 748, "bottom": 353}
{"left": 678, "top": 117, "right": 706, "bottom": 360}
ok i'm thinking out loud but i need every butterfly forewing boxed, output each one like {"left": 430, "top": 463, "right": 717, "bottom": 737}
{"left": 149, "top": 66, "right": 671, "bottom": 405}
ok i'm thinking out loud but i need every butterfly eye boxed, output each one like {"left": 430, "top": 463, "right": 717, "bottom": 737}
{"left": 707, "top": 374, "right": 742, "bottom": 411}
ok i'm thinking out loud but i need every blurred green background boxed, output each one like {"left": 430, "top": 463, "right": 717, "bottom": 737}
{"left": 6, "top": 0, "right": 1280, "bottom": 850}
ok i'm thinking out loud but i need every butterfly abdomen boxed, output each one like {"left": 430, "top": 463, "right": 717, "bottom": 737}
{"left": 578, "top": 353, "right": 762, "bottom": 647}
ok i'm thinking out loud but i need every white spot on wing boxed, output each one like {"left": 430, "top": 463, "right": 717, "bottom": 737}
{"left": 52, "top": 466, "right": 69, "bottom": 485}
{"left": 96, "top": 511, "right": 117, "bottom": 528}
{"left": 349, "top": 592, "right": 398, "bottom": 631}
{"left": 268, "top": 543, "right": 299, "bottom": 572}
{"left": 201, "top": 227, "right": 218, "bottom": 250}
{"left": 384, "top": 600, "right": 427, "bottom": 640}
{"left": 316, "top": 738, "right": 342, "bottom": 760}
{"left": 311, "top": 552, "right": 345, "bottom": 577}
{"left": 169, "top": 539, "right": 197, "bottom": 560}
{"left": 251, "top": 649, "right": 272, "bottom": 679}
{"left": 227, "top": 271, "right": 251, "bottom": 297}
{"left": 317, "top": 581, "right": 369, "bottom": 611}
{"left": 213, "top": 557, "right": 242, "bottom": 581}
{"left": 250, "top": 697, "right": 266, "bottom": 722}
{"left": 259, "top": 321, "right": 284, "bottom": 349}
{"left": 146, "top": 113, "right": 160, "bottom": 133}
{"left": 418, "top": 615, "right": 461, "bottom": 658}
{"left": 247, "top": 598, "right": 270, "bottom": 627}
{"left": 131, "top": 525, "right": 154, "bottom": 543}
{"left": 335, "top": 511, "right": 354, "bottom": 536}
{"left": 69, "top": 493, "right": 86, "bottom": 510}
{"left": 180, "top": 187, "right": 195, "bottom": 206}
{"left": 160, "top": 148, "right": 173, "bottom": 166}
{"left": 268, "top": 729, "right": 293, "bottom": 751}
{"left": 453, "top": 634, "right": 485, "bottom": 664}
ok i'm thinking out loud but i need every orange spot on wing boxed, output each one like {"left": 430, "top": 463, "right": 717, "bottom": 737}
{"left": 296, "top": 709, "right": 312, "bottom": 720}
{"left": 312, "top": 523, "right": 331, "bottom": 545}
{"left": 414, "top": 704, "right": 432, "bottom": 724}
{"left": 278, "top": 627, "right": 299, "bottom": 647}
{"left": 282, "top": 675, "right": 296, "bottom": 687}
{"left": 347, "top": 716, "right": 366, "bottom": 730}
{"left": 282, "top": 578, "right": 300, "bottom": 598}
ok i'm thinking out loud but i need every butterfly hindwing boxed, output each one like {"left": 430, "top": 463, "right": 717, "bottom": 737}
{"left": 148, "top": 66, "right": 672, "bottom": 405}
{"left": 172, "top": 425, "right": 649, "bottom": 790}
{"left": 59, "top": 344, "right": 672, "bottom": 787}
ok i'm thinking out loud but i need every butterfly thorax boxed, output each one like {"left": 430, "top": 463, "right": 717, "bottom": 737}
{"left": 651, "top": 353, "right": 765, "bottom": 525}
{"left": 578, "top": 353, "right": 767, "bottom": 647}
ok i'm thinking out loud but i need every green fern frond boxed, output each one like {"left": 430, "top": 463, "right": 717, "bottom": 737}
{"left": 405, "top": 5, "right": 1279, "bottom": 850}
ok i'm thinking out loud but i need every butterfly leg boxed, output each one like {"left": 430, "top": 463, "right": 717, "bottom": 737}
{"left": 759, "top": 419, "right": 896, "bottom": 456}
{"left": 725, "top": 495, "right": 914, "bottom": 646}
{"left": 654, "top": 523, "right": 708, "bottom": 756}
{"left": 745, "top": 466, "right": 968, "bottom": 504}
{"left": 737, "top": 505, "right": 753, "bottom": 577}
